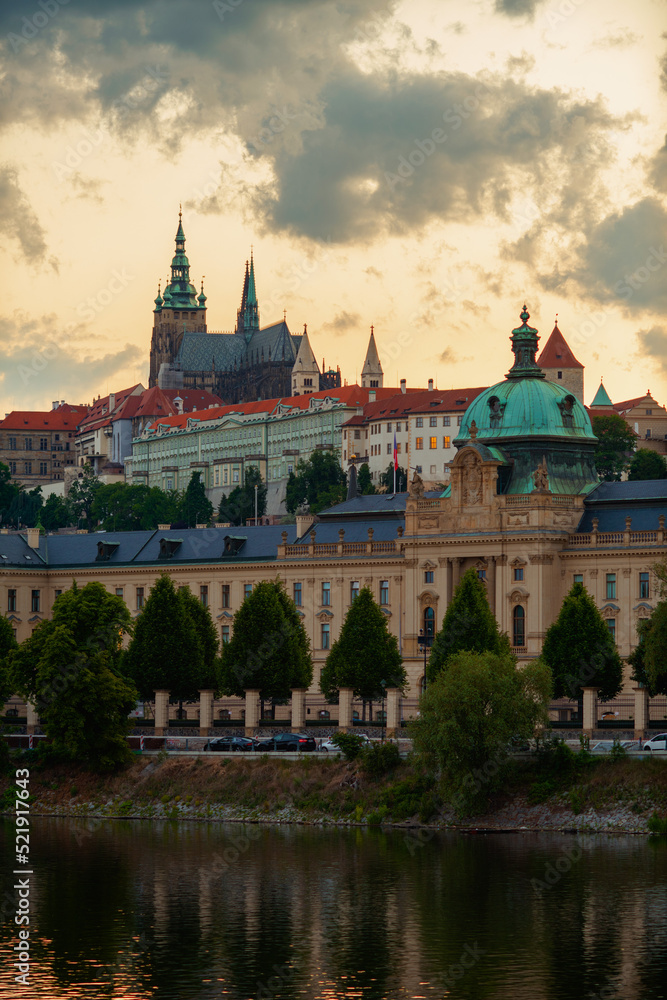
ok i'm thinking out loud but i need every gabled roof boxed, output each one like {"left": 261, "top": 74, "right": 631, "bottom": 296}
{"left": 0, "top": 404, "right": 88, "bottom": 432}
{"left": 590, "top": 381, "right": 613, "bottom": 408}
{"left": 76, "top": 385, "right": 144, "bottom": 433}
{"left": 247, "top": 319, "right": 297, "bottom": 363}
{"left": 614, "top": 392, "right": 665, "bottom": 414}
{"left": 537, "top": 323, "right": 584, "bottom": 369}
{"left": 176, "top": 332, "right": 246, "bottom": 372}
{"left": 342, "top": 386, "right": 487, "bottom": 426}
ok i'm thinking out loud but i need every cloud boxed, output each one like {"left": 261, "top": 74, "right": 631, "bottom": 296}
{"left": 0, "top": 313, "right": 143, "bottom": 409}
{"left": 648, "top": 137, "right": 667, "bottom": 193}
{"left": 0, "top": 165, "right": 55, "bottom": 268}
{"left": 323, "top": 310, "right": 361, "bottom": 335}
{"left": 494, "top": 0, "right": 545, "bottom": 19}
{"left": 637, "top": 325, "right": 667, "bottom": 376}
{"left": 591, "top": 30, "right": 641, "bottom": 49}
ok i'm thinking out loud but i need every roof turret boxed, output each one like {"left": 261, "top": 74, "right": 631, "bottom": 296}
{"left": 361, "top": 325, "right": 383, "bottom": 387}
{"left": 198, "top": 278, "right": 207, "bottom": 306}
{"left": 162, "top": 210, "right": 204, "bottom": 311}
{"left": 507, "top": 305, "right": 545, "bottom": 379}
{"left": 590, "top": 380, "right": 613, "bottom": 408}
{"left": 154, "top": 281, "right": 163, "bottom": 311}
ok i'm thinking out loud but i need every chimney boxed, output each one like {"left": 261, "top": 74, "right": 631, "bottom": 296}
{"left": 428, "top": 379, "right": 434, "bottom": 391}
{"left": 174, "top": 396, "right": 184, "bottom": 414}
{"left": 52, "top": 400, "right": 59, "bottom": 410}
{"left": 26, "top": 528, "right": 40, "bottom": 550}
{"left": 369, "top": 390, "right": 376, "bottom": 402}
{"left": 109, "top": 392, "right": 116, "bottom": 411}
{"left": 400, "top": 379, "right": 406, "bottom": 394}
{"left": 61, "top": 399, "right": 65, "bottom": 406}
{"left": 296, "top": 509, "right": 316, "bottom": 537}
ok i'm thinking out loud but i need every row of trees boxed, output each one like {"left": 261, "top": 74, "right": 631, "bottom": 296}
{"left": 591, "top": 415, "right": 667, "bottom": 482}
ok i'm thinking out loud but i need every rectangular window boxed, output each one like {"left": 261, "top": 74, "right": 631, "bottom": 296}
{"left": 9, "top": 462, "right": 16, "bottom": 474}
{"left": 416, "top": 417, "right": 423, "bottom": 428}
{"left": 386, "top": 443, "right": 391, "bottom": 454}
{"left": 415, "top": 465, "right": 422, "bottom": 474}
{"left": 9, "top": 437, "right": 16, "bottom": 450}
{"left": 244, "top": 584, "right": 252, "bottom": 600}
{"left": 424, "top": 571, "right": 433, "bottom": 584}
{"left": 380, "top": 580, "right": 389, "bottom": 604}
{"left": 395, "top": 422, "right": 401, "bottom": 432}
{"left": 222, "top": 584, "right": 230, "bottom": 608}
{"left": 293, "top": 582, "right": 302, "bottom": 607}
{"left": 115, "top": 588, "right": 123, "bottom": 598}
{"left": 429, "top": 416, "right": 437, "bottom": 427}
{"left": 31, "top": 590, "right": 40, "bottom": 612}
{"left": 350, "top": 581, "right": 360, "bottom": 603}
{"left": 321, "top": 623, "right": 330, "bottom": 649}
{"left": 24, "top": 462, "right": 32, "bottom": 475}
{"left": 606, "top": 573, "right": 616, "bottom": 600}
{"left": 386, "top": 423, "right": 392, "bottom": 432}
{"left": 223, "top": 468, "right": 228, "bottom": 485}
{"left": 639, "top": 572, "right": 650, "bottom": 599}
{"left": 40, "top": 438, "right": 48, "bottom": 450}
{"left": 513, "top": 567, "right": 524, "bottom": 582}
{"left": 477, "top": 570, "right": 486, "bottom": 581}
{"left": 397, "top": 442, "right": 401, "bottom": 453}
{"left": 574, "top": 574, "right": 583, "bottom": 584}
{"left": 443, "top": 436, "right": 451, "bottom": 448}
{"left": 429, "top": 437, "right": 437, "bottom": 449}
{"left": 322, "top": 581, "right": 331, "bottom": 606}
{"left": 7, "top": 589, "right": 16, "bottom": 612}
{"left": 200, "top": 585, "right": 208, "bottom": 607}
{"left": 606, "top": 618, "right": 616, "bottom": 642}
{"left": 457, "top": 416, "right": 462, "bottom": 425}
{"left": 221, "top": 625, "right": 230, "bottom": 645}
{"left": 136, "top": 587, "right": 144, "bottom": 610}
{"left": 416, "top": 437, "right": 423, "bottom": 450}
{"left": 233, "top": 469, "right": 240, "bottom": 483}
{"left": 443, "top": 416, "right": 451, "bottom": 427}
{"left": 39, "top": 462, "right": 47, "bottom": 475}
{"left": 54, "top": 590, "right": 62, "bottom": 598}
{"left": 24, "top": 438, "right": 32, "bottom": 451}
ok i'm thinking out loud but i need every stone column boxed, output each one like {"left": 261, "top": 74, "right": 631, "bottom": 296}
{"left": 386, "top": 688, "right": 399, "bottom": 739}
{"left": 633, "top": 687, "right": 649, "bottom": 741}
{"left": 582, "top": 686, "right": 599, "bottom": 738}
{"left": 338, "top": 686, "right": 353, "bottom": 732}
{"left": 291, "top": 689, "right": 306, "bottom": 732}
{"left": 154, "top": 689, "right": 169, "bottom": 736}
{"left": 26, "top": 701, "right": 39, "bottom": 736}
{"left": 198, "top": 689, "right": 213, "bottom": 737}
{"left": 244, "top": 689, "right": 260, "bottom": 737}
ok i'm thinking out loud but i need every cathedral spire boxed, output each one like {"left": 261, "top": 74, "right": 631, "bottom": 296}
{"left": 507, "top": 305, "right": 545, "bottom": 380}
{"left": 361, "top": 324, "right": 383, "bottom": 388}
{"left": 237, "top": 251, "right": 260, "bottom": 341}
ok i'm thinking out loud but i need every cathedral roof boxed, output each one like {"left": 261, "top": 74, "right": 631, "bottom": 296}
{"left": 246, "top": 320, "right": 298, "bottom": 363}
{"left": 176, "top": 333, "right": 246, "bottom": 372}
{"left": 537, "top": 321, "right": 584, "bottom": 369}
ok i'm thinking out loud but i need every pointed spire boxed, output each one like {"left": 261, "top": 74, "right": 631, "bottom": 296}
{"left": 293, "top": 324, "right": 318, "bottom": 369}
{"left": 198, "top": 276, "right": 207, "bottom": 306}
{"left": 590, "top": 379, "right": 613, "bottom": 408}
{"left": 361, "top": 324, "right": 383, "bottom": 388}
{"left": 175, "top": 205, "right": 185, "bottom": 245}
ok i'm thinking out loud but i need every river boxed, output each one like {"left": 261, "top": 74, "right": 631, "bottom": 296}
{"left": 0, "top": 818, "right": 666, "bottom": 999}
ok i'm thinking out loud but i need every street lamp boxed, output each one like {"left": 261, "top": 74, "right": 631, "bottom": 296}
{"left": 418, "top": 629, "right": 431, "bottom": 694}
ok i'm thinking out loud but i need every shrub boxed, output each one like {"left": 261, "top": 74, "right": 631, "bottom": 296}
{"left": 647, "top": 812, "right": 667, "bottom": 836}
{"left": 360, "top": 741, "right": 401, "bottom": 778}
{"left": 610, "top": 739, "right": 627, "bottom": 761}
{"left": 331, "top": 732, "right": 366, "bottom": 761}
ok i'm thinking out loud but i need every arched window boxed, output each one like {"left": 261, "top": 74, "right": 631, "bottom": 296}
{"left": 423, "top": 606, "right": 435, "bottom": 641}
{"left": 513, "top": 605, "right": 525, "bottom": 647}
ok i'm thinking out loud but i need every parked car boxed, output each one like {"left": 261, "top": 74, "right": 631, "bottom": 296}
{"left": 642, "top": 733, "right": 667, "bottom": 752}
{"left": 208, "top": 736, "right": 261, "bottom": 752}
{"left": 319, "top": 734, "right": 373, "bottom": 753}
{"left": 256, "top": 733, "right": 317, "bottom": 752}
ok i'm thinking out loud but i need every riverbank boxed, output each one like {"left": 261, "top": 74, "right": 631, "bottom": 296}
{"left": 2, "top": 752, "right": 667, "bottom": 834}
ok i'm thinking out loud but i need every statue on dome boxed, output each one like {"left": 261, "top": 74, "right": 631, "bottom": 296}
{"left": 408, "top": 470, "right": 425, "bottom": 498}
{"left": 532, "top": 456, "right": 550, "bottom": 493}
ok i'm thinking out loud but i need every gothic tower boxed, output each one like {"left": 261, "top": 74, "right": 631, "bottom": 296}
{"left": 536, "top": 318, "right": 584, "bottom": 403}
{"left": 149, "top": 211, "right": 207, "bottom": 387}
{"left": 361, "top": 325, "right": 383, "bottom": 388}
{"left": 235, "top": 252, "right": 260, "bottom": 342}
{"left": 291, "top": 324, "right": 320, "bottom": 395}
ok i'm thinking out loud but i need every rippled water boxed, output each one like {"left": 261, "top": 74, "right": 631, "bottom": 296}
{"left": 0, "top": 819, "right": 666, "bottom": 999}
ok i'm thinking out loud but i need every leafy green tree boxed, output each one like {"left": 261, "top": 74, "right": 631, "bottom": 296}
{"left": 411, "top": 651, "right": 552, "bottom": 813}
{"left": 218, "top": 579, "right": 313, "bottom": 700}
{"left": 629, "top": 603, "right": 667, "bottom": 696}
{"left": 379, "top": 462, "right": 408, "bottom": 493}
{"left": 357, "top": 463, "right": 376, "bottom": 495}
{"left": 125, "top": 574, "right": 205, "bottom": 706}
{"left": 41, "top": 493, "right": 71, "bottom": 531}
{"left": 0, "top": 461, "right": 19, "bottom": 521}
{"left": 4, "top": 485, "right": 43, "bottom": 528}
{"left": 285, "top": 450, "right": 347, "bottom": 514}
{"left": 178, "top": 471, "right": 213, "bottom": 527}
{"left": 0, "top": 615, "right": 18, "bottom": 706}
{"left": 628, "top": 449, "right": 667, "bottom": 481}
{"left": 541, "top": 582, "right": 623, "bottom": 700}
{"left": 9, "top": 582, "right": 136, "bottom": 771}
{"left": 427, "top": 568, "right": 511, "bottom": 682}
{"left": 67, "top": 463, "right": 101, "bottom": 529}
{"left": 591, "top": 414, "right": 637, "bottom": 481}
{"left": 320, "top": 588, "right": 407, "bottom": 710}
{"left": 178, "top": 586, "right": 219, "bottom": 689}
{"left": 218, "top": 466, "right": 267, "bottom": 525}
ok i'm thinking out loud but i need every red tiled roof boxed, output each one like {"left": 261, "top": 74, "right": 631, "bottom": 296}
{"left": 77, "top": 384, "right": 144, "bottom": 433}
{"left": 613, "top": 394, "right": 663, "bottom": 414}
{"left": 537, "top": 324, "right": 583, "bottom": 369}
{"left": 341, "top": 386, "right": 488, "bottom": 426}
{"left": 162, "top": 389, "right": 225, "bottom": 409}
{"left": 0, "top": 404, "right": 88, "bottom": 431}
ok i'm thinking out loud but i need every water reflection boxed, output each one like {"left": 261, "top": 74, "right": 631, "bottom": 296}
{"left": 0, "top": 819, "right": 666, "bottom": 999}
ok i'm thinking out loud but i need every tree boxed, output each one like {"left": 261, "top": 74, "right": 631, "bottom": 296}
{"left": 629, "top": 603, "right": 667, "bottom": 696}
{"left": 285, "top": 450, "right": 347, "bottom": 514}
{"left": 541, "top": 582, "right": 623, "bottom": 701}
{"left": 177, "top": 586, "right": 219, "bottom": 689}
{"left": 218, "top": 466, "right": 267, "bottom": 525}
{"left": 427, "top": 568, "right": 511, "bottom": 682}
{"left": 320, "top": 588, "right": 407, "bottom": 711}
{"left": 411, "top": 651, "right": 552, "bottom": 813}
{"left": 218, "top": 580, "right": 313, "bottom": 701}
{"left": 357, "top": 463, "right": 376, "bottom": 495}
{"left": 124, "top": 574, "right": 205, "bottom": 706}
{"left": 0, "top": 615, "right": 18, "bottom": 706}
{"left": 178, "top": 471, "right": 213, "bottom": 527}
{"left": 67, "top": 463, "right": 101, "bottom": 529}
{"left": 628, "top": 449, "right": 667, "bottom": 481}
{"left": 5, "top": 486, "right": 43, "bottom": 528}
{"left": 0, "top": 462, "right": 19, "bottom": 522}
{"left": 8, "top": 582, "right": 136, "bottom": 771}
{"left": 41, "top": 493, "right": 71, "bottom": 531}
{"left": 591, "top": 414, "right": 637, "bottom": 481}
{"left": 379, "top": 462, "right": 408, "bottom": 493}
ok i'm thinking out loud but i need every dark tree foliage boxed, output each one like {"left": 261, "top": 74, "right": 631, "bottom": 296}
{"left": 41, "top": 493, "right": 71, "bottom": 530}
{"left": 218, "top": 466, "right": 267, "bottom": 525}
{"left": 427, "top": 568, "right": 511, "bottom": 681}
{"left": 357, "top": 463, "right": 376, "bottom": 495}
{"left": 125, "top": 574, "right": 206, "bottom": 703}
{"left": 379, "top": 463, "right": 408, "bottom": 493}
{"left": 92, "top": 483, "right": 181, "bottom": 531}
{"left": 178, "top": 471, "right": 213, "bottom": 527}
{"left": 3, "top": 486, "right": 44, "bottom": 528}
{"left": 8, "top": 582, "right": 136, "bottom": 771}
{"left": 591, "top": 414, "right": 637, "bottom": 482}
{"left": 629, "top": 603, "right": 667, "bottom": 696}
{"left": 0, "top": 615, "right": 18, "bottom": 707}
{"left": 285, "top": 450, "right": 347, "bottom": 513}
{"left": 178, "top": 585, "right": 219, "bottom": 689}
{"left": 218, "top": 579, "right": 313, "bottom": 699}
{"left": 0, "top": 462, "right": 18, "bottom": 514}
{"left": 628, "top": 449, "right": 667, "bottom": 481}
{"left": 66, "top": 464, "right": 101, "bottom": 530}
{"left": 541, "top": 582, "right": 624, "bottom": 701}
{"left": 320, "top": 587, "right": 407, "bottom": 701}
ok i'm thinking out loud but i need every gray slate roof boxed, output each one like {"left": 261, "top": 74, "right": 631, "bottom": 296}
{"left": 246, "top": 321, "right": 298, "bottom": 364}
{"left": 575, "top": 479, "right": 667, "bottom": 532}
{"left": 586, "top": 481, "right": 667, "bottom": 503}
{"left": 318, "top": 492, "right": 441, "bottom": 519}
{"left": 177, "top": 333, "right": 246, "bottom": 372}
{"left": 294, "top": 519, "right": 404, "bottom": 545}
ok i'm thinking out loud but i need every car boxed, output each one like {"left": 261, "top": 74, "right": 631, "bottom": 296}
{"left": 319, "top": 734, "right": 374, "bottom": 753}
{"left": 207, "top": 736, "right": 261, "bottom": 752}
{"left": 255, "top": 732, "right": 317, "bottom": 752}
{"left": 642, "top": 733, "right": 667, "bottom": 752}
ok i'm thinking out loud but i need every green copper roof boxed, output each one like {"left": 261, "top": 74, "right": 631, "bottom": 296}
{"left": 160, "top": 212, "right": 205, "bottom": 311}
{"left": 590, "top": 381, "right": 613, "bottom": 407}
{"left": 507, "top": 305, "right": 545, "bottom": 379}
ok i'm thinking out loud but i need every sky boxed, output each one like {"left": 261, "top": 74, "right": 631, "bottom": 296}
{"left": 1, "top": 0, "right": 666, "bottom": 413}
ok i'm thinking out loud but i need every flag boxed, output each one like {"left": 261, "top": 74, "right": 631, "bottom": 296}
{"left": 393, "top": 432, "right": 398, "bottom": 471}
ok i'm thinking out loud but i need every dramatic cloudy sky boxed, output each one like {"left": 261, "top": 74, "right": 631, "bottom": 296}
{"left": 1, "top": 0, "right": 666, "bottom": 409}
